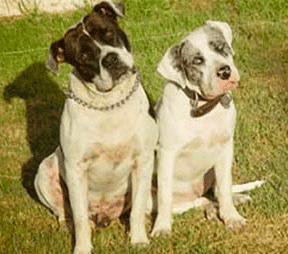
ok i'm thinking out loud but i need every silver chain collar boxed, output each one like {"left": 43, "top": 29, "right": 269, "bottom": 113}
{"left": 64, "top": 74, "right": 141, "bottom": 111}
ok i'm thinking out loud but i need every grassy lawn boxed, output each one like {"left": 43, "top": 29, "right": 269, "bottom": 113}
{"left": 1, "top": 0, "right": 288, "bottom": 253}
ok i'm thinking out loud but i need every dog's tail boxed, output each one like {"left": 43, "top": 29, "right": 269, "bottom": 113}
{"left": 232, "top": 180, "right": 265, "bottom": 193}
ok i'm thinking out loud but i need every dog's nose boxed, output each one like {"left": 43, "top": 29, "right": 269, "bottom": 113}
{"left": 217, "top": 65, "right": 231, "bottom": 80}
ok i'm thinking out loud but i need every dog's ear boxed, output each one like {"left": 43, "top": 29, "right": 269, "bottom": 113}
{"left": 94, "top": 1, "right": 124, "bottom": 19}
{"left": 46, "top": 39, "right": 65, "bottom": 72}
{"left": 205, "top": 20, "right": 235, "bottom": 55}
{"left": 157, "top": 42, "right": 187, "bottom": 87}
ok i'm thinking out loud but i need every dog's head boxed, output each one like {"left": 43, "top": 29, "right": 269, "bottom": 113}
{"left": 158, "top": 21, "right": 239, "bottom": 98}
{"left": 46, "top": 0, "right": 135, "bottom": 92}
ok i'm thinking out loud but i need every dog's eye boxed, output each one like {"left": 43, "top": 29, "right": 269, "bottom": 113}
{"left": 79, "top": 52, "right": 93, "bottom": 64}
{"left": 216, "top": 43, "right": 225, "bottom": 52}
{"left": 210, "top": 41, "right": 229, "bottom": 56}
{"left": 106, "top": 31, "right": 113, "bottom": 39}
{"left": 102, "top": 29, "right": 114, "bottom": 44}
{"left": 82, "top": 53, "right": 89, "bottom": 61}
{"left": 192, "top": 57, "right": 204, "bottom": 65}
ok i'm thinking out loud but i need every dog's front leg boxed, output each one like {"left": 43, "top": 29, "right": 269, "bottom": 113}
{"left": 65, "top": 160, "right": 92, "bottom": 254}
{"left": 130, "top": 151, "right": 154, "bottom": 244}
{"left": 151, "top": 148, "right": 175, "bottom": 236}
{"left": 214, "top": 141, "right": 247, "bottom": 228}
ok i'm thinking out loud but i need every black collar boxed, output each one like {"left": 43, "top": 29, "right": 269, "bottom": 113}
{"left": 171, "top": 81, "right": 232, "bottom": 117}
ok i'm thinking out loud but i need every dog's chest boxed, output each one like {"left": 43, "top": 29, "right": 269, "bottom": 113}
{"left": 173, "top": 107, "right": 235, "bottom": 179}
{"left": 83, "top": 136, "right": 139, "bottom": 191}
{"left": 81, "top": 136, "right": 140, "bottom": 223}
{"left": 185, "top": 110, "right": 233, "bottom": 148}
{"left": 178, "top": 124, "right": 231, "bottom": 161}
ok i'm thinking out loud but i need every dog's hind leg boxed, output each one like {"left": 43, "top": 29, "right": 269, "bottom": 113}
{"left": 34, "top": 147, "right": 72, "bottom": 228}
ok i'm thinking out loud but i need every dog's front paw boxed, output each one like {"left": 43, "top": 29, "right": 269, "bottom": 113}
{"left": 73, "top": 246, "right": 92, "bottom": 254}
{"left": 130, "top": 233, "right": 149, "bottom": 245}
{"left": 220, "top": 209, "right": 247, "bottom": 229}
{"left": 151, "top": 217, "right": 172, "bottom": 237}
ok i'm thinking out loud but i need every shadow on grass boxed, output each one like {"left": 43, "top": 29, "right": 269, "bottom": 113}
{"left": 4, "top": 62, "right": 65, "bottom": 202}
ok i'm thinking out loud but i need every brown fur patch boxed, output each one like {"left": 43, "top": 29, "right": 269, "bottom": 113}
{"left": 209, "top": 132, "right": 230, "bottom": 147}
{"left": 178, "top": 132, "right": 231, "bottom": 154}
{"left": 180, "top": 138, "right": 205, "bottom": 154}
{"left": 81, "top": 136, "right": 140, "bottom": 171}
{"left": 89, "top": 198, "right": 125, "bottom": 227}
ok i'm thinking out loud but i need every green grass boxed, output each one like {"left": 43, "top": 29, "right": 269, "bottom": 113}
{"left": 1, "top": 0, "right": 288, "bottom": 253}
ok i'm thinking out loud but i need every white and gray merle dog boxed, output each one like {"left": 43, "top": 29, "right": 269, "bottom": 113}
{"left": 152, "top": 21, "right": 264, "bottom": 236}
{"left": 34, "top": 1, "right": 157, "bottom": 253}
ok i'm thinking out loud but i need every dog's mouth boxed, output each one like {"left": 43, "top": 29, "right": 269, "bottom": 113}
{"left": 95, "top": 84, "right": 113, "bottom": 93}
{"left": 218, "top": 79, "right": 239, "bottom": 91}
{"left": 203, "top": 73, "right": 239, "bottom": 99}
{"left": 93, "top": 67, "right": 137, "bottom": 93}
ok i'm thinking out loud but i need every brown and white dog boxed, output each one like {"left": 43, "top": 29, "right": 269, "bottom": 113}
{"left": 152, "top": 21, "right": 264, "bottom": 236}
{"left": 34, "top": 1, "right": 157, "bottom": 253}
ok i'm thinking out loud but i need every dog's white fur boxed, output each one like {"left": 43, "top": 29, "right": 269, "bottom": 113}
{"left": 152, "top": 21, "right": 264, "bottom": 236}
